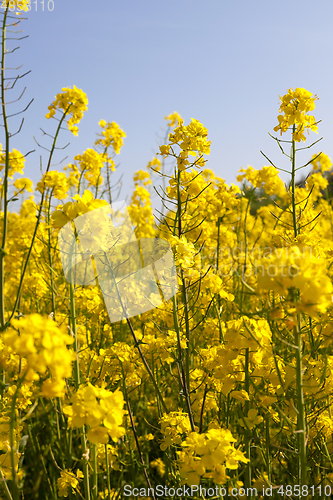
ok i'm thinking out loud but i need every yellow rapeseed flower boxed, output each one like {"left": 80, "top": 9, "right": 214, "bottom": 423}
{"left": 273, "top": 87, "right": 318, "bottom": 142}
{"left": 46, "top": 86, "right": 88, "bottom": 136}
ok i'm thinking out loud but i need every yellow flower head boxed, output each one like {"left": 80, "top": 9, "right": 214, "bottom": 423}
{"left": 74, "top": 148, "right": 107, "bottom": 186}
{"left": 57, "top": 469, "right": 83, "bottom": 497}
{"left": 51, "top": 190, "right": 108, "bottom": 229}
{"left": 177, "top": 427, "right": 249, "bottom": 486}
{"left": 147, "top": 156, "right": 161, "bottom": 172}
{"left": 237, "top": 165, "right": 285, "bottom": 198}
{"left": 158, "top": 118, "right": 210, "bottom": 171}
{"left": 2, "top": 314, "right": 75, "bottom": 397}
{"left": 13, "top": 177, "right": 34, "bottom": 195}
{"left": 63, "top": 384, "right": 126, "bottom": 443}
{"left": 273, "top": 87, "right": 319, "bottom": 142}
{"left": 311, "top": 152, "right": 332, "bottom": 173}
{"left": 46, "top": 86, "right": 88, "bottom": 136}
{"left": 165, "top": 111, "right": 183, "bottom": 128}
{"left": 36, "top": 171, "right": 70, "bottom": 200}
{"left": 0, "top": 145, "right": 25, "bottom": 179}
{"left": 95, "top": 120, "right": 126, "bottom": 154}
{"left": 257, "top": 245, "right": 333, "bottom": 316}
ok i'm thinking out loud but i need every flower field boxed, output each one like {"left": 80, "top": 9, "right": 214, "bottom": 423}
{"left": 2, "top": 2, "right": 333, "bottom": 500}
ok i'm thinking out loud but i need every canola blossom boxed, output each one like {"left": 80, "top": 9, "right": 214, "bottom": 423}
{"left": 46, "top": 86, "right": 88, "bottom": 136}
{"left": 273, "top": 87, "right": 319, "bottom": 142}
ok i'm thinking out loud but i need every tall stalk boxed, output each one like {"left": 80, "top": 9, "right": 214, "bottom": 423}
{"left": 243, "top": 348, "right": 251, "bottom": 488}
{"left": 47, "top": 190, "right": 56, "bottom": 317}
{"left": 0, "top": 6, "right": 11, "bottom": 329}
{"left": 173, "top": 169, "right": 196, "bottom": 431}
{"left": 291, "top": 124, "right": 307, "bottom": 486}
{"left": 9, "top": 372, "right": 26, "bottom": 500}
{"left": 69, "top": 271, "right": 91, "bottom": 500}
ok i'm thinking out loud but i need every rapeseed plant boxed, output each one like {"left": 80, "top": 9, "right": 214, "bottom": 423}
{"left": 2, "top": 4, "right": 333, "bottom": 499}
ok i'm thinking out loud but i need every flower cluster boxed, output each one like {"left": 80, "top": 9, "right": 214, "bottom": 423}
{"left": 73, "top": 148, "right": 108, "bottom": 187}
{"left": 165, "top": 111, "right": 183, "bottom": 128}
{"left": 0, "top": 145, "right": 25, "bottom": 180}
{"left": 311, "top": 152, "right": 332, "bottom": 173}
{"left": 133, "top": 170, "right": 151, "bottom": 186}
{"left": 177, "top": 427, "right": 249, "bottom": 485}
{"left": 158, "top": 118, "right": 211, "bottom": 170}
{"left": 147, "top": 156, "right": 162, "bottom": 171}
{"left": 237, "top": 165, "right": 286, "bottom": 197}
{"left": 128, "top": 185, "right": 155, "bottom": 238}
{"left": 95, "top": 120, "right": 126, "bottom": 154}
{"left": 168, "top": 234, "right": 198, "bottom": 271}
{"left": 36, "top": 171, "right": 70, "bottom": 200}
{"left": 159, "top": 411, "right": 195, "bottom": 450}
{"left": 51, "top": 189, "right": 108, "bottom": 228}
{"left": 46, "top": 86, "right": 88, "bottom": 136}
{"left": 57, "top": 469, "right": 84, "bottom": 498}
{"left": 257, "top": 246, "right": 333, "bottom": 316}
{"left": 2, "top": 314, "right": 75, "bottom": 397}
{"left": 273, "top": 87, "right": 318, "bottom": 142}
{"left": 63, "top": 383, "right": 126, "bottom": 444}
{"left": 13, "top": 177, "right": 34, "bottom": 195}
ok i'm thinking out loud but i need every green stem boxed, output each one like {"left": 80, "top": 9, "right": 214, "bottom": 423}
{"left": 181, "top": 271, "right": 190, "bottom": 391}
{"left": 69, "top": 280, "right": 80, "bottom": 389}
{"left": 105, "top": 152, "right": 113, "bottom": 206}
{"left": 294, "top": 316, "right": 307, "bottom": 486}
{"left": 174, "top": 168, "right": 195, "bottom": 431}
{"left": 291, "top": 125, "right": 298, "bottom": 238}
{"left": 172, "top": 293, "right": 196, "bottom": 432}
{"left": 92, "top": 443, "right": 98, "bottom": 500}
{"left": 175, "top": 172, "right": 191, "bottom": 390}
{"left": 47, "top": 190, "right": 56, "bottom": 317}
{"left": 105, "top": 444, "right": 111, "bottom": 500}
{"left": 244, "top": 348, "right": 251, "bottom": 489}
{"left": 68, "top": 278, "right": 90, "bottom": 500}
{"left": 266, "top": 415, "right": 271, "bottom": 483}
{"left": 9, "top": 371, "right": 26, "bottom": 500}
{"left": 291, "top": 125, "right": 307, "bottom": 487}
{"left": 0, "top": 6, "right": 10, "bottom": 329}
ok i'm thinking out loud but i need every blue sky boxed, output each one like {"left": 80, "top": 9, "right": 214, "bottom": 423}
{"left": 4, "top": 0, "right": 333, "bottom": 208}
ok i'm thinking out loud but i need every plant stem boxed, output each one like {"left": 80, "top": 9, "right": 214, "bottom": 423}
{"left": 0, "top": 6, "right": 10, "bottom": 329}
{"left": 47, "top": 190, "right": 56, "bottom": 317}
{"left": 121, "top": 367, "right": 156, "bottom": 500}
{"left": 9, "top": 371, "right": 26, "bottom": 500}
{"left": 69, "top": 276, "right": 91, "bottom": 500}
{"left": 92, "top": 443, "right": 98, "bottom": 500}
{"left": 291, "top": 124, "right": 307, "bottom": 487}
{"left": 294, "top": 315, "right": 307, "bottom": 486}
{"left": 174, "top": 169, "right": 196, "bottom": 431}
{"left": 291, "top": 126, "right": 298, "bottom": 239}
{"left": 244, "top": 348, "right": 251, "bottom": 489}
{"left": 172, "top": 294, "right": 196, "bottom": 432}
{"left": 266, "top": 415, "right": 271, "bottom": 483}
{"left": 105, "top": 444, "right": 111, "bottom": 500}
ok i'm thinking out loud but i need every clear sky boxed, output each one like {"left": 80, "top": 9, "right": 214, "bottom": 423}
{"left": 4, "top": 0, "right": 333, "bottom": 207}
